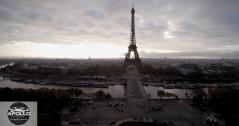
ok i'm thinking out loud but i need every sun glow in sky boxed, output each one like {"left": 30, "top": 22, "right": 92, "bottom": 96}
{"left": 0, "top": 42, "right": 126, "bottom": 58}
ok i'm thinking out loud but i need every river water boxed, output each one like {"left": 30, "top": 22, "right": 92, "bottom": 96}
{"left": 0, "top": 77, "right": 209, "bottom": 99}
{"left": 0, "top": 78, "right": 125, "bottom": 98}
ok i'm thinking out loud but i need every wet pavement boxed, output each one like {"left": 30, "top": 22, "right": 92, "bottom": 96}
{"left": 61, "top": 99, "right": 205, "bottom": 126}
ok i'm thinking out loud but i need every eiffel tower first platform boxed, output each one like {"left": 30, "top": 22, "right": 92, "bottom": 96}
{"left": 124, "top": 5, "right": 142, "bottom": 69}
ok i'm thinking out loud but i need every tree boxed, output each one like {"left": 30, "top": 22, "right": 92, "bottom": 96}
{"left": 105, "top": 93, "right": 112, "bottom": 99}
{"left": 94, "top": 90, "right": 106, "bottom": 98}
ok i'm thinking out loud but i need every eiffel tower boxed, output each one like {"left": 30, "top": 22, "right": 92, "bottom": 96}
{"left": 124, "top": 5, "right": 141, "bottom": 68}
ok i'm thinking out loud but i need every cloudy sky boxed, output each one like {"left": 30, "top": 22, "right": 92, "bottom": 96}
{"left": 0, "top": 0, "right": 239, "bottom": 59}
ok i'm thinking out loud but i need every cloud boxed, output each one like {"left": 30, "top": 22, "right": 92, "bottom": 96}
{"left": 84, "top": 10, "right": 105, "bottom": 19}
{"left": 0, "top": 0, "right": 238, "bottom": 58}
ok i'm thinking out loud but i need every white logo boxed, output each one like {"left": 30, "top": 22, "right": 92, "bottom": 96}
{"left": 7, "top": 102, "right": 31, "bottom": 125}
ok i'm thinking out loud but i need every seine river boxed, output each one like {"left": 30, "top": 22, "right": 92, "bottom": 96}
{"left": 0, "top": 77, "right": 209, "bottom": 99}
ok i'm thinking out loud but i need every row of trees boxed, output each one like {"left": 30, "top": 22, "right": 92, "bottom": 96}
{"left": 208, "top": 89, "right": 239, "bottom": 126}
{"left": 191, "top": 88, "right": 239, "bottom": 126}
{"left": 68, "top": 64, "right": 124, "bottom": 76}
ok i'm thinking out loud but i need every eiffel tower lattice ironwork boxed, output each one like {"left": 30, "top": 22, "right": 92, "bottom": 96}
{"left": 124, "top": 5, "right": 141, "bottom": 68}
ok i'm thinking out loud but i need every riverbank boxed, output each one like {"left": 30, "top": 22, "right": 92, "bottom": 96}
{"left": 0, "top": 77, "right": 235, "bottom": 99}
{"left": 2, "top": 74, "right": 239, "bottom": 90}
{"left": 143, "top": 82, "right": 239, "bottom": 89}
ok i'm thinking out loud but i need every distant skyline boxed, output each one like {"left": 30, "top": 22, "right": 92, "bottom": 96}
{"left": 0, "top": 0, "right": 239, "bottom": 59}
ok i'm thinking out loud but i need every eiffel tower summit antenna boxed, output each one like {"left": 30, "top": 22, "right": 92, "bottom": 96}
{"left": 124, "top": 2, "right": 142, "bottom": 69}
{"left": 132, "top": 0, "right": 134, "bottom": 8}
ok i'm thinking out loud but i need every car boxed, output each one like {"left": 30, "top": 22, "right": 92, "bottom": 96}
{"left": 119, "top": 103, "right": 125, "bottom": 107}
{"left": 68, "top": 119, "right": 84, "bottom": 125}
{"left": 112, "top": 103, "right": 119, "bottom": 108}
{"left": 88, "top": 100, "right": 93, "bottom": 105}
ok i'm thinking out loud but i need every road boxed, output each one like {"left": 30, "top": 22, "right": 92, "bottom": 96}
{"left": 125, "top": 65, "right": 147, "bottom": 99}
{"left": 124, "top": 65, "right": 148, "bottom": 113}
